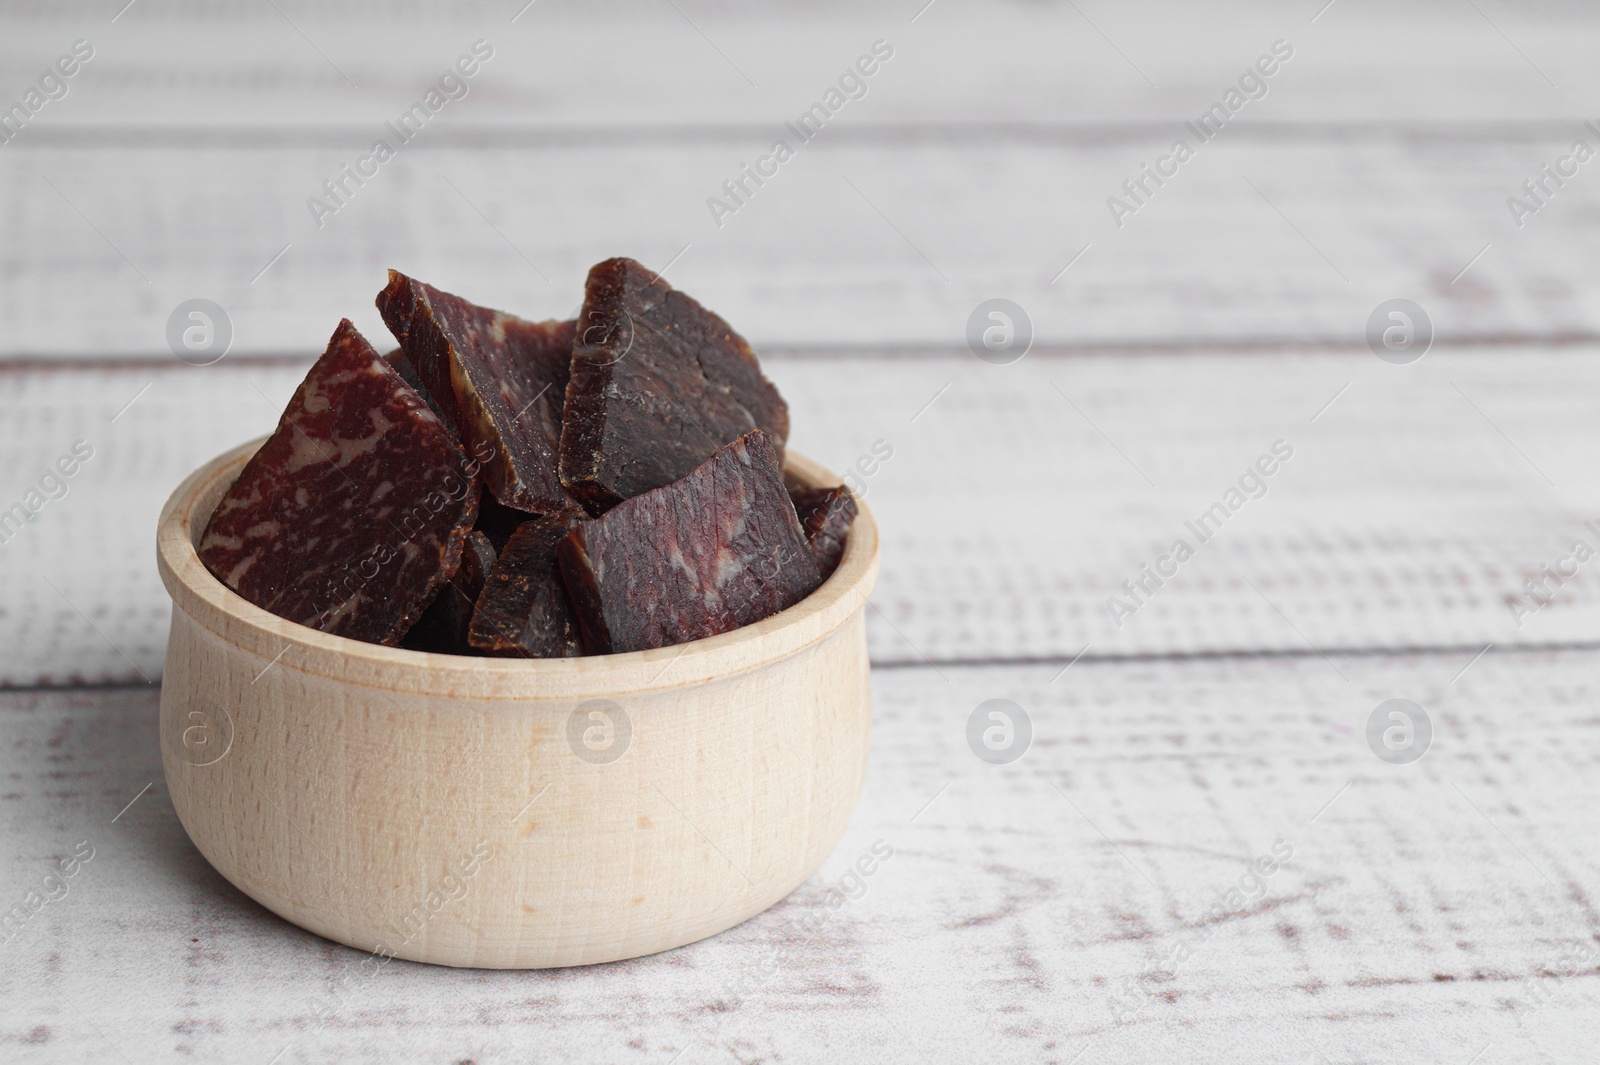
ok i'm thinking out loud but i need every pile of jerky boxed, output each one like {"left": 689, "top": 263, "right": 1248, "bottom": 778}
{"left": 198, "top": 258, "right": 858, "bottom": 657}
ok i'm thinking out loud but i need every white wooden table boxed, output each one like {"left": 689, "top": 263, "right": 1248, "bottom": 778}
{"left": 3, "top": 2, "right": 1599, "bottom": 1062}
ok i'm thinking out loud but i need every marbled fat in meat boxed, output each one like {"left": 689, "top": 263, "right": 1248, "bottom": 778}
{"left": 198, "top": 319, "right": 480, "bottom": 646}
{"left": 558, "top": 257, "right": 789, "bottom": 514}
{"left": 558, "top": 431, "right": 820, "bottom": 654}
{"left": 378, "top": 271, "right": 577, "bottom": 516}
{"left": 468, "top": 516, "right": 584, "bottom": 658}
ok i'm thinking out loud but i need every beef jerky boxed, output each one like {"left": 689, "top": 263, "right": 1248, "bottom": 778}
{"left": 559, "top": 257, "right": 790, "bottom": 514}
{"left": 475, "top": 487, "right": 538, "bottom": 548}
{"left": 377, "top": 271, "right": 578, "bottom": 516}
{"left": 383, "top": 346, "right": 449, "bottom": 427}
{"left": 468, "top": 515, "right": 584, "bottom": 658}
{"left": 558, "top": 431, "right": 820, "bottom": 654}
{"left": 401, "top": 530, "right": 497, "bottom": 655}
{"left": 789, "top": 485, "right": 857, "bottom": 579}
{"left": 198, "top": 319, "right": 479, "bottom": 645}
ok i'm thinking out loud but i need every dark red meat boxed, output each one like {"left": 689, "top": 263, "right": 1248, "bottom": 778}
{"left": 377, "top": 271, "right": 578, "bottom": 516}
{"left": 789, "top": 485, "right": 857, "bottom": 579}
{"left": 558, "top": 257, "right": 789, "bottom": 514}
{"left": 383, "top": 346, "right": 449, "bottom": 427}
{"left": 198, "top": 319, "right": 479, "bottom": 645}
{"left": 469, "top": 516, "right": 584, "bottom": 658}
{"left": 474, "top": 487, "right": 538, "bottom": 549}
{"left": 558, "top": 431, "right": 820, "bottom": 653}
{"left": 401, "top": 530, "right": 497, "bottom": 655}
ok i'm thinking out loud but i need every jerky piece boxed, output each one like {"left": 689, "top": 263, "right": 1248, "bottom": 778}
{"left": 198, "top": 319, "right": 479, "bottom": 646}
{"left": 789, "top": 485, "right": 857, "bottom": 579}
{"left": 383, "top": 346, "right": 449, "bottom": 427}
{"left": 558, "top": 431, "right": 820, "bottom": 654}
{"left": 469, "top": 516, "right": 584, "bottom": 658}
{"left": 475, "top": 487, "right": 537, "bottom": 549}
{"left": 377, "top": 271, "right": 577, "bottom": 516}
{"left": 559, "top": 257, "right": 790, "bottom": 514}
{"left": 402, "top": 530, "right": 497, "bottom": 654}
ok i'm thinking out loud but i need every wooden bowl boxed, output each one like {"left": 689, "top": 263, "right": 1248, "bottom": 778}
{"left": 156, "top": 438, "right": 879, "bottom": 969}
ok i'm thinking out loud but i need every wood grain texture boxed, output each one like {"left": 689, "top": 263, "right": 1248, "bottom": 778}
{"left": 3, "top": 2, "right": 1600, "bottom": 353}
{"left": 4, "top": 349, "right": 1599, "bottom": 686}
{"left": 3, "top": 651, "right": 1597, "bottom": 1062}
{"left": 3, "top": 0, "right": 1598, "bottom": 1054}
{"left": 5, "top": 136, "right": 1598, "bottom": 354}
{"left": 4, "top": 0, "right": 1598, "bottom": 130}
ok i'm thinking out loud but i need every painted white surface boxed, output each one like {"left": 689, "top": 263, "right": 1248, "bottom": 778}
{"left": 1, "top": 1, "right": 1598, "bottom": 1060}
{"left": 1, "top": 348, "right": 1597, "bottom": 685}
{"left": 2, "top": 2, "right": 1600, "bottom": 353}
{"left": 2, "top": 654, "right": 1597, "bottom": 1062}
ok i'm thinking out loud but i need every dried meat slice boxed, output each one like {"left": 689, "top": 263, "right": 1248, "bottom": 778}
{"left": 468, "top": 516, "right": 584, "bottom": 658}
{"left": 383, "top": 346, "right": 449, "bottom": 427}
{"left": 558, "top": 430, "right": 820, "bottom": 654}
{"left": 475, "top": 487, "right": 538, "bottom": 549}
{"left": 789, "top": 485, "right": 857, "bottom": 579}
{"left": 198, "top": 319, "right": 479, "bottom": 645}
{"left": 377, "top": 271, "right": 577, "bottom": 516}
{"left": 402, "top": 530, "right": 496, "bottom": 655}
{"left": 559, "top": 257, "right": 789, "bottom": 514}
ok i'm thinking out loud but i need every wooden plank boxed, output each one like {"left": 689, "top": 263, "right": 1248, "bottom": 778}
{"left": 2, "top": 133, "right": 1599, "bottom": 356}
{"left": 3, "top": 349, "right": 1598, "bottom": 686}
{"left": 5, "top": 2, "right": 1600, "bottom": 354}
{"left": 3, "top": 0, "right": 1598, "bottom": 131}
{"left": 1, "top": 651, "right": 1596, "bottom": 1061}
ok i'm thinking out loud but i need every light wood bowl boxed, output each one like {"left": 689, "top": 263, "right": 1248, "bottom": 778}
{"left": 156, "top": 437, "right": 879, "bottom": 969}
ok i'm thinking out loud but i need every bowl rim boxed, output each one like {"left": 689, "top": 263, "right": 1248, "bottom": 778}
{"left": 157, "top": 437, "right": 880, "bottom": 700}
